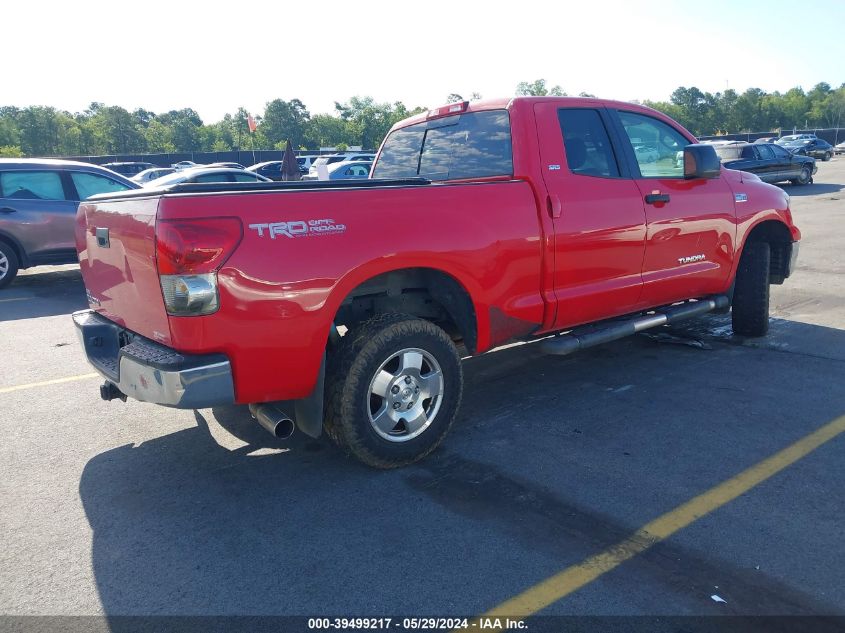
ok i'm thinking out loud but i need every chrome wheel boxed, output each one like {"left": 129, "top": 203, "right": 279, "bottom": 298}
{"left": 367, "top": 347, "right": 444, "bottom": 442}
{"left": 0, "top": 251, "right": 8, "bottom": 279}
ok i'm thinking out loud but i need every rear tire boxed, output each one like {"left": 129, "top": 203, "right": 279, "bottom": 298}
{"left": 731, "top": 241, "right": 770, "bottom": 337}
{"left": 0, "top": 241, "right": 20, "bottom": 289}
{"left": 791, "top": 165, "right": 812, "bottom": 185}
{"left": 325, "top": 313, "right": 463, "bottom": 469}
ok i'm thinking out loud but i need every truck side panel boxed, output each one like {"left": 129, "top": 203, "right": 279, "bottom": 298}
{"left": 159, "top": 180, "right": 545, "bottom": 404}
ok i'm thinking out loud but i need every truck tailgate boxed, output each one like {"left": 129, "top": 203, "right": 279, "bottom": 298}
{"left": 76, "top": 196, "right": 172, "bottom": 346}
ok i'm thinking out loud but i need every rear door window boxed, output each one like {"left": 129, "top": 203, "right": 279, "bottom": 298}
{"left": 557, "top": 109, "right": 620, "bottom": 177}
{"left": 373, "top": 110, "right": 512, "bottom": 180}
{"left": 70, "top": 172, "right": 131, "bottom": 199}
{"left": 0, "top": 171, "right": 66, "bottom": 200}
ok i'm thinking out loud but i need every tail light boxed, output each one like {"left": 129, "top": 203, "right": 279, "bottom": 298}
{"left": 156, "top": 218, "right": 242, "bottom": 316}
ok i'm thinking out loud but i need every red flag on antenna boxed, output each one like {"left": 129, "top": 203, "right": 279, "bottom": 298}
{"left": 247, "top": 114, "right": 257, "bottom": 133}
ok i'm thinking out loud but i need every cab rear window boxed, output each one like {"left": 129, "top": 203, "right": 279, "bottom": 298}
{"left": 373, "top": 110, "right": 513, "bottom": 181}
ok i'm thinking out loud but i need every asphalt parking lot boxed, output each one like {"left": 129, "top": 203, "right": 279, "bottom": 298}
{"left": 1, "top": 160, "right": 844, "bottom": 627}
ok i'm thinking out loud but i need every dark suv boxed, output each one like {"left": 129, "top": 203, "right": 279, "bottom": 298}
{"left": 0, "top": 159, "right": 139, "bottom": 288}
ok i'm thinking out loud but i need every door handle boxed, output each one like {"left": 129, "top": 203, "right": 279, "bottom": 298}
{"left": 546, "top": 194, "right": 562, "bottom": 219}
{"left": 644, "top": 193, "right": 670, "bottom": 204}
{"left": 0, "top": 207, "right": 17, "bottom": 214}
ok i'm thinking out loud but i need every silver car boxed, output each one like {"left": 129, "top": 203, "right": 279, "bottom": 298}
{"left": 0, "top": 159, "right": 139, "bottom": 289}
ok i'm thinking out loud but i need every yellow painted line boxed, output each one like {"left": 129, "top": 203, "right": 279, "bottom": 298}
{"left": 0, "top": 297, "right": 28, "bottom": 303}
{"left": 480, "top": 413, "right": 845, "bottom": 622}
{"left": 0, "top": 373, "right": 99, "bottom": 394}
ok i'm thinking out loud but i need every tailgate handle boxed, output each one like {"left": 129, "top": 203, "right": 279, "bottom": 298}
{"left": 95, "top": 227, "right": 110, "bottom": 248}
{"left": 0, "top": 207, "right": 16, "bottom": 214}
{"left": 546, "top": 194, "right": 562, "bottom": 219}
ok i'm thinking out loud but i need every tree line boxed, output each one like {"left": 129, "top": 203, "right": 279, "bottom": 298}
{"left": 1, "top": 80, "right": 843, "bottom": 158}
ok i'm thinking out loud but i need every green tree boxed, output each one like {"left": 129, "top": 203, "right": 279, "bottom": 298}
{"left": 810, "top": 88, "right": 845, "bottom": 128}
{"left": 260, "top": 99, "right": 310, "bottom": 148}
{"left": 516, "top": 79, "right": 565, "bottom": 96}
{"left": 303, "top": 113, "right": 354, "bottom": 148}
{"left": 144, "top": 120, "right": 176, "bottom": 153}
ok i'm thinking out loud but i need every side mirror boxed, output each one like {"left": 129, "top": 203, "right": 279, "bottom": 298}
{"left": 683, "top": 144, "right": 721, "bottom": 179}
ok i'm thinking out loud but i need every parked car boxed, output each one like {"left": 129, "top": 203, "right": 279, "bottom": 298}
{"left": 301, "top": 161, "right": 372, "bottom": 181}
{"left": 102, "top": 161, "right": 155, "bottom": 177}
{"left": 835, "top": 141, "right": 845, "bottom": 155}
{"left": 208, "top": 162, "right": 245, "bottom": 169}
{"left": 73, "top": 97, "right": 800, "bottom": 468}
{"left": 247, "top": 161, "right": 287, "bottom": 180}
{"left": 248, "top": 156, "right": 321, "bottom": 180}
{"left": 633, "top": 145, "right": 659, "bottom": 163}
{"left": 775, "top": 134, "right": 817, "bottom": 146}
{"left": 753, "top": 137, "right": 777, "bottom": 144}
{"left": 145, "top": 167, "right": 271, "bottom": 187}
{"left": 171, "top": 161, "right": 199, "bottom": 170}
{"left": 307, "top": 152, "right": 376, "bottom": 177}
{"left": 782, "top": 138, "right": 834, "bottom": 161}
{"left": 131, "top": 167, "right": 176, "bottom": 184}
{"left": 0, "top": 159, "right": 140, "bottom": 288}
{"left": 715, "top": 142, "right": 816, "bottom": 185}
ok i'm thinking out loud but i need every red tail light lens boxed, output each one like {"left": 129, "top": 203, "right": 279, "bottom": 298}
{"left": 156, "top": 218, "right": 243, "bottom": 275}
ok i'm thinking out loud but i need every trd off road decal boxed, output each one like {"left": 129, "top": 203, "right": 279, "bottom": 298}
{"left": 248, "top": 218, "right": 347, "bottom": 239}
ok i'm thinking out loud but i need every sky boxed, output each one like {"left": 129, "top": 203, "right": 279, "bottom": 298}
{"left": 4, "top": 0, "right": 844, "bottom": 123}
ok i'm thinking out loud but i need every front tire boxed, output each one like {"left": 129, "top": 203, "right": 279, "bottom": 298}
{"left": 731, "top": 241, "right": 770, "bottom": 337}
{"left": 0, "top": 241, "right": 20, "bottom": 289}
{"left": 823, "top": 152, "right": 832, "bottom": 162}
{"left": 791, "top": 164, "right": 812, "bottom": 185}
{"left": 325, "top": 313, "right": 463, "bottom": 468}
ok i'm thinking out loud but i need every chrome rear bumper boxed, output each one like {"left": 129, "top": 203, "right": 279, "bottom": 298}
{"left": 72, "top": 309, "right": 234, "bottom": 408}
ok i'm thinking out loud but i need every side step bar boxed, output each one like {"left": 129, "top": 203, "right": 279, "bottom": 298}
{"left": 540, "top": 295, "right": 729, "bottom": 356}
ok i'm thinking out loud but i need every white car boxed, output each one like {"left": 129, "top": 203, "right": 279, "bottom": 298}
{"left": 308, "top": 152, "right": 376, "bottom": 177}
{"left": 634, "top": 145, "right": 659, "bottom": 163}
{"left": 145, "top": 167, "right": 271, "bottom": 187}
{"left": 131, "top": 167, "right": 176, "bottom": 184}
{"left": 171, "top": 160, "right": 200, "bottom": 170}
{"left": 775, "top": 134, "right": 817, "bottom": 146}
{"left": 834, "top": 141, "right": 845, "bottom": 155}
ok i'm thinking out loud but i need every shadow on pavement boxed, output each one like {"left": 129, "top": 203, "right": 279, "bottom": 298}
{"left": 780, "top": 182, "right": 844, "bottom": 196}
{"left": 0, "top": 267, "right": 87, "bottom": 322}
{"left": 78, "top": 316, "right": 845, "bottom": 618}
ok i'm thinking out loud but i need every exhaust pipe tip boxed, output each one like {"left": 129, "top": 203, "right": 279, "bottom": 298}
{"left": 249, "top": 403, "right": 295, "bottom": 440}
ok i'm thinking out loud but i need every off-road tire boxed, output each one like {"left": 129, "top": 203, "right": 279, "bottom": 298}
{"left": 731, "top": 241, "right": 770, "bottom": 337}
{"left": 791, "top": 165, "right": 812, "bottom": 185}
{"left": 324, "top": 313, "right": 463, "bottom": 468}
{"left": 0, "top": 241, "right": 20, "bottom": 289}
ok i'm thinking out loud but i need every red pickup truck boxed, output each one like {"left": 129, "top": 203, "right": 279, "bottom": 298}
{"left": 73, "top": 97, "right": 800, "bottom": 468}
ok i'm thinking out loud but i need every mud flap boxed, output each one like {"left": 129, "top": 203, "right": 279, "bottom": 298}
{"left": 294, "top": 352, "right": 325, "bottom": 438}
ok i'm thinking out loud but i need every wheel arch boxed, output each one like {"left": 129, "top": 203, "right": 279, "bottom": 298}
{"left": 0, "top": 230, "right": 28, "bottom": 268}
{"left": 737, "top": 218, "right": 795, "bottom": 285}
{"left": 329, "top": 265, "right": 481, "bottom": 355}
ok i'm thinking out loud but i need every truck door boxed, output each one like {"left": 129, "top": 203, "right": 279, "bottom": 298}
{"left": 533, "top": 103, "right": 647, "bottom": 329}
{"left": 609, "top": 109, "right": 736, "bottom": 307}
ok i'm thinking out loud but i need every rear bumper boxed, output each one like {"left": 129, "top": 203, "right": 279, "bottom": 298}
{"left": 72, "top": 309, "right": 234, "bottom": 408}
